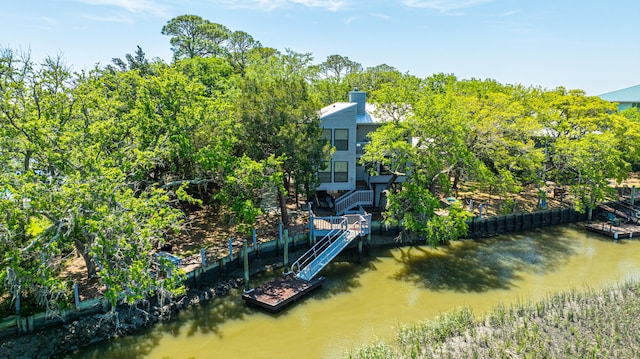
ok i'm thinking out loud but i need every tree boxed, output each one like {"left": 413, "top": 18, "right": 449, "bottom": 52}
{"left": 319, "top": 54, "right": 362, "bottom": 82}
{"left": 161, "top": 15, "right": 230, "bottom": 60}
{"left": 109, "top": 46, "right": 155, "bottom": 76}
{"left": 616, "top": 108, "right": 640, "bottom": 171}
{"left": 225, "top": 30, "right": 262, "bottom": 76}
{"left": 310, "top": 55, "right": 363, "bottom": 105}
{"left": 536, "top": 88, "right": 632, "bottom": 217}
{"left": 0, "top": 50, "right": 187, "bottom": 317}
{"left": 236, "top": 51, "right": 328, "bottom": 229}
{"left": 361, "top": 75, "right": 545, "bottom": 244}
{"left": 456, "top": 80, "right": 544, "bottom": 203}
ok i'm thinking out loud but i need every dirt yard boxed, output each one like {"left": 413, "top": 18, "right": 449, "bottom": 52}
{"left": 64, "top": 198, "right": 310, "bottom": 300}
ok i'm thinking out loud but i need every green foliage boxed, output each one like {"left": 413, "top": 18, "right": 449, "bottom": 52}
{"left": 161, "top": 15, "right": 231, "bottom": 59}
{"left": 3, "top": 17, "right": 640, "bottom": 322}
{"left": 363, "top": 74, "right": 639, "bottom": 244}
{"left": 536, "top": 88, "right": 632, "bottom": 211}
{"left": 1, "top": 39, "right": 331, "bottom": 316}
{"left": 236, "top": 49, "right": 329, "bottom": 226}
{"left": 351, "top": 282, "right": 640, "bottom": 359}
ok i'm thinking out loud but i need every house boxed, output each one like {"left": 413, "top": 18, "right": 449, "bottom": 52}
{"left": 598, "top": 84, "right": 640, "bottom": 111}
{"left": 315, "top": 89, "right": 404, "bottom": 214}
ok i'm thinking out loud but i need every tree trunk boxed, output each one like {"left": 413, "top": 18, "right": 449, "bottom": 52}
{"left": 278, "top": 184, "right": 290, "bottom": 230}
{"left": 386, "top": 171, "right": 402, "bottom": 189}
{"left": 23, "top": 149, "right": 32, "bottom": 171}
{"left": 452, "top": 168, "right": 460, "bottom": 190}
{"left": 429, "top": 180, "right": 438, "bottom": 196}
{"left": 75, "top": 239, "right": 97, "bottom": 279}
{"left": 294, "top": 181, "right": 299, "bottom": 209}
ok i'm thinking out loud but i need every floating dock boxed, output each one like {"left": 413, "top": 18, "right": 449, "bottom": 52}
{"left": 242, "top": 273, "right": 324, "bottom": 313}
{"left": 585, "top": 221, "right": 640, "bottom": 239}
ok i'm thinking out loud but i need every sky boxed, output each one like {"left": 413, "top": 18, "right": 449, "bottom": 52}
{"left": 2, "top": 0, "right": 639, "bottom": 96}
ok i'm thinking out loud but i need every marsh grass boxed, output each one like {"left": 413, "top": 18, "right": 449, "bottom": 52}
{"left": 348, "top": 281, "right": 640, "bottom": 358}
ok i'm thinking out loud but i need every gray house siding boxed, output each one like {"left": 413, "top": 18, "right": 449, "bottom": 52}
{"left": 316, "top": 90, "right": 403, "bottom": 204}
{"left": 317, "top": 105, "right": 357, "bottom": 192}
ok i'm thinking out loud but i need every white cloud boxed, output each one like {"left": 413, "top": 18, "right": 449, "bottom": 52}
{"left": 492, "top": 9, "right": 520, "bottom": 17}
{"left": 76, "top": 0, "right": 169, "bottom": 17}
{"left": 371, "top": 13, "right": 390, "bottom": 20}
{"left": 292, "top": 0, "right": 347, "bottom": 11}
{"left": 403, "top": 0, "right": 493, "bottom": 12}
{"left": 80, "top": 13, "right": 135, "bottom": 24}
{"left": 220, "top": 0, "right": 348, "bottom": 12}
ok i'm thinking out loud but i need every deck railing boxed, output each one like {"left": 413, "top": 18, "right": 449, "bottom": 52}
{"left": 291, "top": 218, "right": 347, "bottom": 276}
{"left": 335, "top": 190, "right": 373, "bottom": 215}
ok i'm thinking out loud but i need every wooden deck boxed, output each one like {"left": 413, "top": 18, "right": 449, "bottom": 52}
{"left": 585, "top": 221, "right": 640, "bottom": 239}
{"left": 242, "top": 273, "right": 324, "bottom": 313}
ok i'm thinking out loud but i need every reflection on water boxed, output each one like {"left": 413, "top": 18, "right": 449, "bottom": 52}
{"left": 392, "top": 230, "right": 575, "bottom": 292}
{"left": 66, "top": 224, "right": 640, "bottom": 359}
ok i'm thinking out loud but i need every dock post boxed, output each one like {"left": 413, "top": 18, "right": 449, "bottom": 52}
{"left": 283, "top": 229, "right": 289, "bottom": 272}
{"left": 252, "top": 229, "right": 258, "bottom": 256}
{"left": 73, "top": 282, "right": 80, "bottom": 310}
{"left": 278, "top": 222, "right": 283, "bottom": 252}
{"left": 358, "top": 236, "right": 363, "bottom": 263}
{"left": 367, "top": 222, "right": 372, "bottom": 255}
{"left": 243, "top": 240, "right": 250, "bottom": 291}
{"left": 479, "top": 204, "right": 483, "bottom": 220}
{"left": 229, "top": 237, "right": 233, "bottom": 257}
{"left": 632, "top": 186, "right": 636, "bottom": 207}
{"left": 15, "top": 289, "right": 20, "bottom": 315}
{"left": 309, "top": 202, "right": 314, "bottom": 246}
{"left": 201, "top": 248, "right": 207, "bottom": 267}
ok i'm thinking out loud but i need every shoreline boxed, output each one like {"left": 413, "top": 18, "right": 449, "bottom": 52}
{"left": 0, "top": 213, "right": 594, "bottom": 358}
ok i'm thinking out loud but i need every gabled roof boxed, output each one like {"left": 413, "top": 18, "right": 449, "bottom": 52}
{"left": 358, "top": 103, "right": 391, "bottom": 124}
{"left": 320, "top": 98, "right": 401, "bottom": 125}
{"left": 319, "top": 102, "right": 356, "bottom": 118}
{"left": 598, "top": 84, "right": 640, "bottom": 102}
{"left": 319, "top": 102, "right": 395, "bottom": 123}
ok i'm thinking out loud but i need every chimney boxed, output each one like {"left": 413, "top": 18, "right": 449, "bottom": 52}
{"left": 349, "top": 88, "right": 366, "bottom": 116}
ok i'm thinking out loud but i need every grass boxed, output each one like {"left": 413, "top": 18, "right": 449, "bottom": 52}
{"left": 348, "top": 280, "right": 640, "bottom": 358}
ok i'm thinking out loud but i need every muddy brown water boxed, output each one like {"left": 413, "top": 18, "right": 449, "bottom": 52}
{"left": 66, "top": 224, "right": 640, "bottom": 359}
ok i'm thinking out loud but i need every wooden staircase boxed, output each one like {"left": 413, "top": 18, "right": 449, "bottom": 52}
{"left": 334, "top": 190, "right": 373, "bottom": 215}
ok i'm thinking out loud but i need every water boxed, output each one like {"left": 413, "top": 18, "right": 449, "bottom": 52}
{"left": 67, "top": 224, "right": 640, "bottom": 359}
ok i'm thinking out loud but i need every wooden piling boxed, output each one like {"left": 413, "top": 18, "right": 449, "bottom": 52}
{"left": 73, "top": 283, "right": 80, "bottom": 310}
{"left": 243, "top": 240, "right": 249, "bottom": 291}
{"left": 283, "top": 229, "right": 289, "bottom": 272}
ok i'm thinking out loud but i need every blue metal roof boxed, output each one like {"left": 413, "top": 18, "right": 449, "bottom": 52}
{"left": 598, "top": 84, "right": 640, "bottom": 102}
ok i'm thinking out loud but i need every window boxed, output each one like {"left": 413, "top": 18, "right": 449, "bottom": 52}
{"left": 334, "top": 129, "right": 349, "bottom": 151}
{"left": 321, "top": 128, "right": 332, "bottom": 146}
{"left": 318, "top": 161, "right": 331, "bottom": 183}
{"left": 334, "top": 161, "right": 348, "bottom": 182}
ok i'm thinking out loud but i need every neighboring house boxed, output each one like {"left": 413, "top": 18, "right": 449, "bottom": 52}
{"left": 316, "top": 89, "right": 403, "bottom": 214}
{"left": 598, "top": 84, "right": 640, "bottom": 111}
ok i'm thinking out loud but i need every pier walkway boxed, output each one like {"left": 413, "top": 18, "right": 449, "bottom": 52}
{"left": 242, "top": 210, "right": 371, "bottom": 312}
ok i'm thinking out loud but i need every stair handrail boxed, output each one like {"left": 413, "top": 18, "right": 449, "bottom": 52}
{"left": 292, "top": 229, "right": 341, "bottom": 273}
{"left": 335, "top": 190, "right": 374, "bottom": 215}
{"left": 334, "top": 190, "right": 356, "bottom": 214}
{"left": 291, "top": 229, "right": 343, "bottom": 274}
{"left": 291, "top": 217, "right": 347, "bottom": 274}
